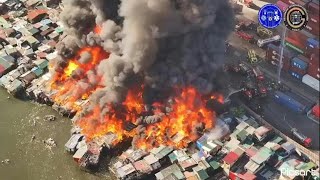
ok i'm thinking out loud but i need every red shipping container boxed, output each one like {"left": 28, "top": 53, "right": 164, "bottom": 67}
{"left": 290, "top": 65, "right": 308, "bottom": 75}
{"left": 266, "top": 45, "right": 293, "bottom": 72}
{"left": 305, "top": 21, "right": 320, "bottom": 37}
{"left": 308, "top": 54, "right": 320, "bottom": 80}
{"left": 287, "top": 30, "right": 315, "bottom": 49}
{"left": 285, "top": 37, "right": 306, "bottom": 54}
{"left": 305, "top": 43, "right": 320, "bottom": 58}
{"left": 309, "top": 13, "right": 319, "bottom": 24}
{"left": 277, "top": 0, "right": 290, "bottom": 12}
{"left": 297, "top": 54, "right": 310, "bottom": 63}
{"left": 288, "top": 0, "right": 307, "bottom": 6}
{"left": 280, "top": 0, "right": 290, "bottom": 4}
{"left": 307, "top": 2, "right": 319, "bottom": 15}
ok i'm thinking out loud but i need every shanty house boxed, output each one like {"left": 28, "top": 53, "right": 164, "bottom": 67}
{"left": 155, "top": 164, "right": 185, "bottom": 180}
{"left": 245, "top": 147, "right": 273, "bottom": 174}
{"left": 73, "top": 144, "right": 88, "bottom": 163}
{"left": 222, "top": 151, "right": 240, "bottom": 174}
{"left": 19, "top": 70, "right": 37, "bottom": 87}
{"left": 229, "top": 171, "right": 257, "bottom": 180}
{"left": 7, "top": 79, "right": 23, "bottom": 96}
{"left": 27, "top": 9, "right": 47, "bottom": 23}
{"left": 193, "top": 166, "right": 209, "bottom": 180}
{"left": 65, "top": 134, "right": 84, "bottom": 153}
{"left": 143, "top": 154, "right": 161, "bottom": 171}
{"left": 254, "top": 126, "right": 272, "bottom": 142}
{"left": 155, "top": 146, "right": 174, "bottom": 164}
{"left": 25, "top": 0, "right": 42, "bottom": 8}
{"left": 33, "top": 59, "right": 48, "bottom": 70}
{"left": 128, "top": 149, "right": 148, "bottom": 162}
{"left": 22, "top": 35, "right": 40, "bottom": 50}
{"left": 179, "top": 158, "right": 197, "bottom": 171}
{"left": 116, "top": 163, "right": 137, "bottom": 180}
{"left": 133, "top": 160, "right": 153, "bottom": 174}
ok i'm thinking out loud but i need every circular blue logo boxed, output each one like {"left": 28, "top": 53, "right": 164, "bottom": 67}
{"left": 258, "top": 4, "right": 283, "bottom": 29}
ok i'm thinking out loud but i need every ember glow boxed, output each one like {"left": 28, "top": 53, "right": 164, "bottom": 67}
{"left": 49, "top": 45, "right": 109, "bottom": 110}
{"left": 135, "top": 87, "right": 216, "bottom": 149}
{"left": 74, "top": 85, "right": 219, "bottom": 150}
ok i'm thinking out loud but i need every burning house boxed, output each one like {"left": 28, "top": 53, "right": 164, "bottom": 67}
{"left": 45, "top": 0, "right": 235, "bottom": 170}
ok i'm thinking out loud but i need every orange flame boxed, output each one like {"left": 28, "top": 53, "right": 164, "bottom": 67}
{"left": 94, "top": 25, "right": 102, "bottom": 34}
{"left": 49, "top": 46, "right": 109, "bottom": 111}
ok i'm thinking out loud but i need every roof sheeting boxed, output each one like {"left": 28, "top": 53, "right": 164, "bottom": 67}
{"left": 251, "top": 147, "right": 273, "bottom": 165}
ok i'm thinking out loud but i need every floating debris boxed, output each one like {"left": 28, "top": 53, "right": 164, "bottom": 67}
{"left": 44, "top": 138, "right": 57, "bottom": 149}
{"left": 1, "top": 159, "right": 10, "bottom": 164}
{"left": 44, "top": 115, "right": 56, "bottom": 121}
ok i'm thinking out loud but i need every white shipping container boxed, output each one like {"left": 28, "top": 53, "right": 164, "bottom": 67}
{"left": 302, "top": 74, "right": 320, "bottom": 92}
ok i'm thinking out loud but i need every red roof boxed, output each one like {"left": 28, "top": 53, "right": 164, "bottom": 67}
{"left": 237, "top": 172, "right": 256, "bottom": 180}
{"left": 223, "top": 151, "right": 239, "bottom": 165}
{"left": 27, "top": 9, "right": 48, "bottom": 22}
{"left": 312, "top": 105, "right": 319, "bottom": 118}
{"left": 0, "top": 65, "right": 5, "bottom": 74}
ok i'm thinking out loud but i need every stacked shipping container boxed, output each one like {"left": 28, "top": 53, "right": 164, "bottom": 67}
{"left": 269, "top": 0, "right": 320, "bottom": 91}
{"left": 266, "top": 44, "right": 296, "bottom": 72}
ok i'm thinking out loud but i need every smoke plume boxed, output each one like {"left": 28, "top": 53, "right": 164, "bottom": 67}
{"left": 53, "top": 0, "right": 234, "bottom": 106}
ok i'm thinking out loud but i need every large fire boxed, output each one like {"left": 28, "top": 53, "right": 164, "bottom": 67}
{"left": 49, "top": 27, "right": 223, "bottom": 151}
{"left": 49, "top": 45, "right": 109, "bottom": 110}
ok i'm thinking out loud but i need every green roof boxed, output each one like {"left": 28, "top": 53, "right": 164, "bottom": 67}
{"left": 272, "top": 136, "right": 284, "bottom": 144}
{"left": 55, "top": 27, "right": 64, "bottom": 34}
{"left": 0, "top": 17, "right": 11, "bottom": 28}
{"left": 31, "top": 67, "right": 44, "bottom": 77}
{"left": 252, "top": 147, "right": 273, "bottom": 164}
{"left": 237, "top": 129, "right": 248, "bottom": 142}
{"left": 209, "top": 160, "right": 220, "bottom": 170}
{"left": 28, "top": 27, "right": 39, "bottom": 35}
{"left": 34, "top": 59, "right": 48, "bottom": 69}
{"left": 172, "top": 170, "right": 185, "bottom": 180}
{"left": 296, "top": 162, "right": 317, "bottom": 171}
{"left": 197, "top": 169, "right": 209, "bottom": 180}
{"left": 168, "top": 153, "right": 177, "bottom": 163}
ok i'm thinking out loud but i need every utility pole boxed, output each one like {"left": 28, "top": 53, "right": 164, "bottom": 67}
{"left": 277, "top": 27, "right": 287, "bottom": 84}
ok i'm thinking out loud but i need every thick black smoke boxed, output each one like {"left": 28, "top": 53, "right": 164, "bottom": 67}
{"left": 53, "top": 0, "right": 234, "bottom": 112}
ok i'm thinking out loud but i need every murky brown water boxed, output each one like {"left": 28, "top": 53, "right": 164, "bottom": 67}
{"left": 0, "top": 89, "right": 114, "bottom": 180}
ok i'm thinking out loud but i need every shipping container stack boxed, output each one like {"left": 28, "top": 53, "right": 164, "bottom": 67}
{"left": 265, "top": 0, "right": 320, "bottom": 91}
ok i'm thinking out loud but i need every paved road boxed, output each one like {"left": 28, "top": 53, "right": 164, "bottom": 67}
{"left": 225, "top": 36, "right": 320, "bottom": 150}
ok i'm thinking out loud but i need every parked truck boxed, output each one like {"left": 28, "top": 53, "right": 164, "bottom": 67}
{"left": 291, "top": 128, "right": 312, "bottom": 148}
{"left": 273, "top": 91, "right": 314, "bottom": 114}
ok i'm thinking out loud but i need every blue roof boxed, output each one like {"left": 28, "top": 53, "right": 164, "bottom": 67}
{"left": 307, "top": 38, "right": 319, "bottom": 48}
{"left": 40, "top": 19, "right": 52, "bottom": 25}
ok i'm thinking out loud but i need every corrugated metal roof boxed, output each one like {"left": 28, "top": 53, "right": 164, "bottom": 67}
{"left": 143, "top": 154, "right": 159, "bottom": 165}
{"left": 251, "top": 147, "right": 272, "bottom": 165}
{"left": 245, "top": 159, "right": 261, "bottom": 173}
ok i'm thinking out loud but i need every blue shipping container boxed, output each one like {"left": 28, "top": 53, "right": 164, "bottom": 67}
{"left": 291, "top": 57, "right": 308, "bottom": 70}
{"left": 289, "top": 70, "right": 303, "bottom": 80}
{"left": 306, "top": 38, "right": 319, "bottom": 49}
{"left": 273, "top": 91, "right": 307, "bottom": 113}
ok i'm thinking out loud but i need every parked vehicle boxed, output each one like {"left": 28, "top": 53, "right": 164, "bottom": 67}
{"left": 311, "top": 105, "right": 319, "bottom": 119}
{"left": 291, "top": 128, "right": 312, "bottom": 148}
{"left": 257, "top": 35, "right": 281, "bottom": 48}
{"left": 236, "top": 31, "right": 254, "bottom": 41}
{"left": 257, "top": 26, "right": 273, "bottom": 38}
{"left": 247, "top": 50, "right": 258, "bottom": 64}
{"left": 252, "top": 66, "right": 264, "bottom": 81}
{"left": 257, "top": 83, "right": 267, "bottom": 97}
{"left": 273, "top": 91, "right": 313, "bottom": 114}
{"left": 239, "top": 63, "right": 252, "bottom": 75}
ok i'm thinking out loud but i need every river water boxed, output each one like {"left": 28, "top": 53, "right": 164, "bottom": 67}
{"left": 0, "top": 89, "right": 113, "bottom": 180}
